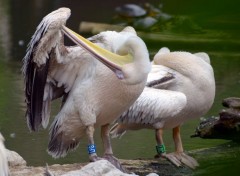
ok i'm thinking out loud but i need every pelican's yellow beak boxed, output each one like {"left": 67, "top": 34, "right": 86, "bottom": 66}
{"left": 62, "top": 26, "right": 134, "bottom": 79}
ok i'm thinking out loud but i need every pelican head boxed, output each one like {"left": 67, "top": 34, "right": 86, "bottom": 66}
{"left": 62, "top": 26, "right": 150, "bottom": 85}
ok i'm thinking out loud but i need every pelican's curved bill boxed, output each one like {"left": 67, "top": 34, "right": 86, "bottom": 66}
{"left": 62, "top": 26, "right": 134, "bottom": 79}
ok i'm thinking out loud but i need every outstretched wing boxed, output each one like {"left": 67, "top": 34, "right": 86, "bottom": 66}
{"left": 22, "top": 8, "right": 71, "bottom": 131}
{"left": 118, "top": 87, "right": 187, "bottom": 125}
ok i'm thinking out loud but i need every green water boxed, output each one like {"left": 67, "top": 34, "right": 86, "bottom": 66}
{"left": 0, "top": 0, "right": 240, "bottom": 175}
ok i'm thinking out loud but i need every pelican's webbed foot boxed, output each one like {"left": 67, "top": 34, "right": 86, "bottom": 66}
{"left": 155, "top": 152, "right": 199, "bottom": 169}
{"left": 89, "top": 153, "right": 103, "bottom": 162}
{"left": 88, "top": 144, "right": 103, "bottom": 162}
{"left": 103, "top": 154, "right": 127, "bottom": 173}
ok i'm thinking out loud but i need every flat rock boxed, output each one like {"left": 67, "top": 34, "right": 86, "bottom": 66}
{"left": 58, "top": 160, "right": 137, "bottom": 176}
{"left": 6, "top": 149, "right": 27, "bottom": 167}
{"left": 9, "top": 158, "right": 191, "bottom": 176}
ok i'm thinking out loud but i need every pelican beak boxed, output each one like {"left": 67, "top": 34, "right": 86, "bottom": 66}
{"left": 62, "top": 26, "right": 134, "bottom": 79}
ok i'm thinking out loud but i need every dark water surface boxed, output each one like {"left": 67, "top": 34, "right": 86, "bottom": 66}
{"left": 0, "top": 0, "right": 240, "bottom": 175}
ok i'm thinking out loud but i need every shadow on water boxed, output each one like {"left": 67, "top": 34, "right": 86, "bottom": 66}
{"left": 0, "top": 0, "right": 240, "bottom": 175}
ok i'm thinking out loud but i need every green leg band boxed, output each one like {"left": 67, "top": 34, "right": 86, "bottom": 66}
{"left": 156, "top": 144, "right": 166, "bottom": 154}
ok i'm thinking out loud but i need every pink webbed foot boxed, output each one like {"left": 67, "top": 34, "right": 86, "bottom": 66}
{"left": 103, "top": 154, "right": 128, "bottom": 173}
{"left": 89, "top": 153, "right": 103, "bottom": 162}
{"left": 156, "top": 152, "right": 199, "bottom": 169}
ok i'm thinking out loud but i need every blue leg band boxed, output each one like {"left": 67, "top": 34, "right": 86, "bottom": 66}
{"left": 88, "top": 144, "right": 96, "bottom": 154}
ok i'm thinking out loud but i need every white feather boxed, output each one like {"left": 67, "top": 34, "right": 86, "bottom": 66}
{"left": 119, "top": 87, "right": 187, "bottom": 125}
{"left": 0, "top": 133, "right": 9, "bottom": 176}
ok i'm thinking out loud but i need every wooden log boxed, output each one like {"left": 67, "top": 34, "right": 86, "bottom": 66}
{"left": 79, "top": 21, "right": 124, "bottom": 34}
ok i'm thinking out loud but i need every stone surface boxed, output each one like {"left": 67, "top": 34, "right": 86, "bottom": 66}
{"left": 222, "top": 97, "right": 240, "bottom": 109}
{"left": 9, "top": 158, "right": 192, "bottom": 176}
{"left": 58, "top": 160, "right": 138, "bottom": 176}
{"left": 7, "top": 136, "right": 240, "bottom": 176}
{"left": 6, "top": 149, "right": 27, "bottom": 167}
{"left": 6, "top": 97, "right": 240, "bottom": 175}
{"left": 192, "top": 97, "right": 240, "bottom": 141}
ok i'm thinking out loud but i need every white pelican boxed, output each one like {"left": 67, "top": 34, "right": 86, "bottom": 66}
{"left": 110, "top": 47, "right": 215, "bottom": 169}
{"left": 22, "top": 8, "right": 150, "bottom": 171}
{"left": 0, "top": 133, "right": 9, "bottom": 176}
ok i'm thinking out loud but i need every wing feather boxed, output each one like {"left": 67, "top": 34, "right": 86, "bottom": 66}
{"left": 118, "top": 87, "right": 187, "bottom": 125}
{"left": 22, "top": 8, "right": 71, "bottom": 131}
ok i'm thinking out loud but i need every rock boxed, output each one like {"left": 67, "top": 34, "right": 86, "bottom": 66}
{"left": 133, "top": 17, "right": 157, "bottom": 29}
{"left": 0, "top": 132, "right": 26, "bottom": 175}
{"left": 146, "top": 174, "right": 159, "bottom": 176}
{"left": 121, "top": 159, "right": 190, "bottom": 176}
{"left": 219, "top": 109, "right": 240, "bottom": 122}
{"left": 192, "top": 97, "right": 240, "bottom": 141}
{"left": 57, "top": 160, "right": 137, "bottom": 176}
{"left": 222, "top": 97, "right": 240, "bottom": 109}
{"left": 8, "top": 143, "right": 240, "bottom": 176}
{"left": 115, "top": 4, "right": 146, "bottom": 18}
{"left": 10, "top": 163, "right": 84, "bottom": 176}
{"left": 9, "top": 158, "right": 190, "bottom": 176}
{"left": 6, "top": 149, "right": 27, "bottom": 167}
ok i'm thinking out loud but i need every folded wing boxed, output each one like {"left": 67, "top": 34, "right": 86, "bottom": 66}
{"left": 118, "top": 87, "right": 187, "bottom": 125}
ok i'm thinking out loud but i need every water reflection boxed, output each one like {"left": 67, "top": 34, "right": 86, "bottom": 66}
{"left": 0, "top": 0, "right": 11, "bottom": 60}
{"left": 0, "top": 0, "right": 240, "bottom": 175}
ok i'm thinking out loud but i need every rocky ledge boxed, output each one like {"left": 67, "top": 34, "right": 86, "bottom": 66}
{"left": 9, "top": 157, "right": 192, "bottom": 176}
{"left": 192, "top": 97, "right": 240, "bottom": 141}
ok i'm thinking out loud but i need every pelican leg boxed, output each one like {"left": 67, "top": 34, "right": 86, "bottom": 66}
{"left": 86, "top": 125, "right": 102, "bottom": 162}
{"left": 156, "top": 126, "right": 199, "bottom": 169}
{"left": 172, "top": 126, "right": 199, "bottom": 169}
{"left": 154, "top": 128, "right": 170, "bottom": 158}
{"left": 101, "top": 124, "right": 127, "bottom": 172}
{"left": 172, "top": 126, "right": 183, "bottom": 153}
{"left": 154, "top": 128, "right": 182, "bottom": 166}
